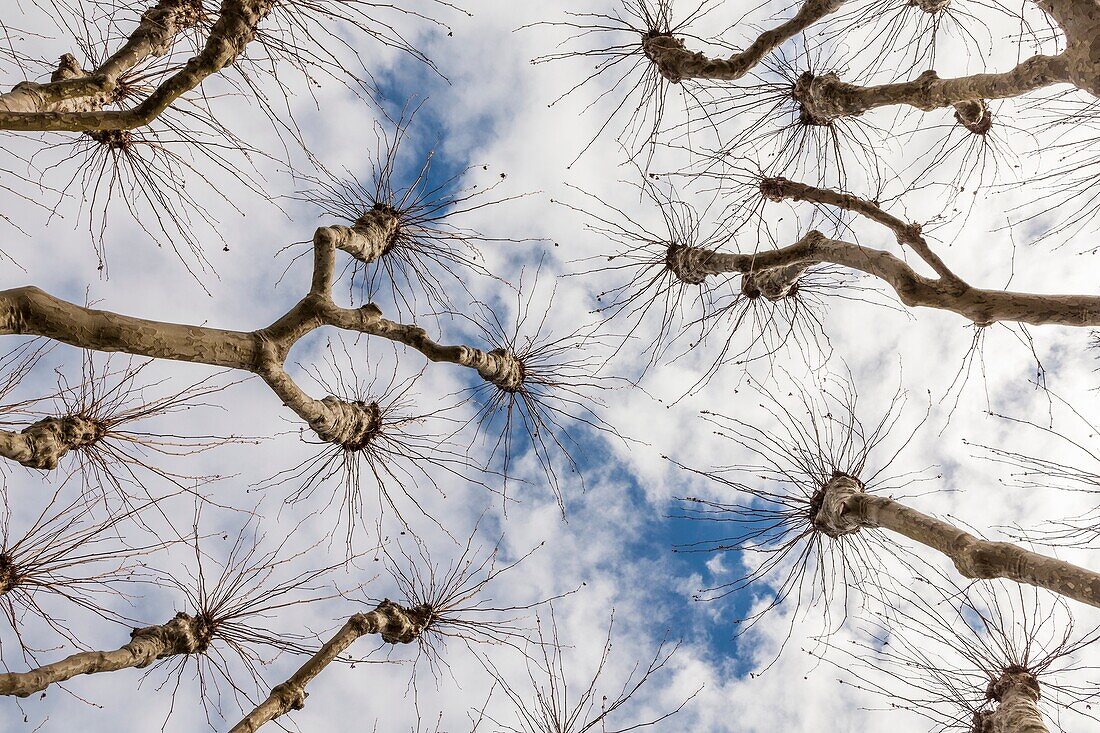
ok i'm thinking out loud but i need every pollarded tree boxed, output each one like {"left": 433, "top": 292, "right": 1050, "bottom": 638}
{"left": 0, "top": 1, "right": 685, "bottom": 731}
{"left": 8, "top": 0, "right": 1100, "bottom": 732}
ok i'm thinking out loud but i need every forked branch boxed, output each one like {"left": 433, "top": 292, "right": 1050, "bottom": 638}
{"left": 0, "top": 216, "right": 532, "bottom": 464}
{"left": 666, "top": 178, "right": 1100, "bottom": 327}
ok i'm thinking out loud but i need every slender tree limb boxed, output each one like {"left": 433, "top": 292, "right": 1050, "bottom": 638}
{"left": 814, "top": 475, "right": 1100, "bottom": 610}
{"left": 230, "top": 600, "right": 431, "bottom": 733}
{"left": 642, "top": 0, "right": 847, "bottom": 82}
{"left": 761, "top": 176, "right": 962, "bottom": 284}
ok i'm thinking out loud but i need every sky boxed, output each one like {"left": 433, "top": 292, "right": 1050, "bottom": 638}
{"left": 3, "top": 0, "right": 1100, "bottom": 731}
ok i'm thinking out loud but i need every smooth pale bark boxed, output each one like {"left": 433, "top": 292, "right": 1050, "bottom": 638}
{"left": 814, "top": 475, "right": 1100, "bottom": 609}
{"left": 0, "top": 0, "right": 273, "bottom": 132}
{"left": 664, "top": 177, "right": 1100, "bottom": 327}
{"left": 642, "top": 0, "right": 846, "bottom": 82}
{"left": 977, "top": 670, "right": 1049, "bottom": 733}
{"left": 230, "top": 600, "right": 431, "bottom": 733}
{"left": 0, "top": 218, "right": 526, "bottom": 458}
{"left": 0, "top": 612, "right": 209, "bottom": 697}
{"left": 668, "top": 235, "right": 1100, "bottom": 327}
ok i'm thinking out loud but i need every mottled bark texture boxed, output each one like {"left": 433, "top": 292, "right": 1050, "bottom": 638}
{"left": 791, "top": 57, "right": 1069, "bottom": 123}
{"left": 666, "top": 178, "right": 1100, "bottom": 327}
{"left": 974, "top": 668, "right": 1049, "bottom": 733}
{"left": 642, "top": 0, "right": 846, "bottom": 83}
{"left": 0, "top": 612, "right": 212, "bottom": 697}
{"left": 230, "top": 600, "right": 432, "bottom": 733}
{"left": 0, "top": 0, "right": 271, "bottom": 132}
{"left": 813, "top": 475, "right": 1100, "bottom": 610}
{"left": 0, "top": 0, "right": 202, "bottom": 118}
{"left": 0, "top": 217, "right": 525, "bottom": 459}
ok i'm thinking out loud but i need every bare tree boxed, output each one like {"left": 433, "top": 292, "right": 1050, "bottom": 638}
{"left": 11, "top": 0, "right": 1100, "bottom": 730}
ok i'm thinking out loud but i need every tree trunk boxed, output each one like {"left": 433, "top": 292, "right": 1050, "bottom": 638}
{"left": 976, "top": 669, "right": 1049, "bottom": 733}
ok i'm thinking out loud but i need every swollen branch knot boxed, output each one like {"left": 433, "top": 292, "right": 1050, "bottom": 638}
{"left": 741, "top": 263, "right": 808, "bottom": 301}
{"left": 0, "top": 554, "right": 16, "bottom": 595}
{"left": 376, "top": 599, "right": 434, "bottom": 644}
{"left": 665, "top": 243, "right": 719, "bottom": 285}
{"left": 312, "top": 397, "right": 382, "bottom": 451}
{"left": 641, "top": 31, "right": 689, "bottom": 83}
{"left": 131, "top": 611, "right": 213, "bottom": 664}
{"left": 909, "top": 0, "right": 951, "bottom": 11}
{"left": 477, "top": 348, "right": 526, "bottom": 393}
{"left": 986, "top": 665, "right": 1041, "bottom": 702}
{"left": 349, "top": 204, "right": 402, "bottom": 261}
{"left": 51, "top": 54, "right": 85, "bottom": 82}
{"left": 17, "top": 415, "right": 107, "bottom": 470}
{"left": 270, "top": 682, "right": 308, "bottom": 711}
{"left": 953, "top": 99, "right": 993, "bottom": 135}
{"left": 88, "top": 129, "right": 135, "bottom": 149}
{"left": 793, "top": 72, "right": 846, "bottom": 126}
{"left": 759, "top": 177, "right": 791, "bottom": 202}
{"left": 811, "top": 472, "right": 867, "bottom": 538}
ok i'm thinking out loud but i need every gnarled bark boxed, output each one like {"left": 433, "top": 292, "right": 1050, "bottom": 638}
{"left": 0, "top": 612, "right": 211, "bottom": 697}
{"left": 975, "top": 668, "right": 1049, "bottom": 733}
{"left": 0, "top": 415, "right": 105, "bottom": 469}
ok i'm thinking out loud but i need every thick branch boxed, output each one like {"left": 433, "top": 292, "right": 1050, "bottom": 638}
{"left": 0, "top": 612, "right": 208, "bottom": 697}
{"left": 642, "top": 0, "right": 846, "bottom": 82}
{"left": 792, "top": 55, "right": 1070, "bottom": 122}
{"left": 668, "top": 232, "right": 1100, "bottom": 327}
{"left": 0, "top": 0, "right": 202, "bottom": 118}
{"left": 0, "top": 415, "right": 105, "bottom": 469}
{"left": 230, "top": 600, "right": 431, "bottom": 733}
{"left": 0, "top": 221, "right": 522, "bottom": 453}
{"left": 0, "top": 0, "right": 272, "bottom": 131}
{"left": 814, "top": 475, "right": 1100, "bottom": 610}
